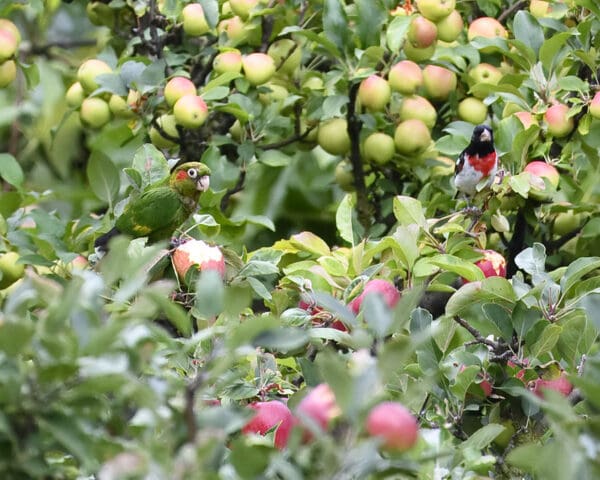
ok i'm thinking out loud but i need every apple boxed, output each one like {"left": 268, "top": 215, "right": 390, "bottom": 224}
{"left": 394, "top": 119, "right": 431, "bottom": 155}
{"left": 403, "top": 41, "right": 435, "bottom": 62}
{"left": 149, "top": 114, "right": 179, "bottom": 149}
{"left": 366, "top": 401, "right": 419, "bottom": 451}
{"left": 0, "top": 19, "right": 21, "bottom": 44}
{"left": 268, "top": 39, "right": 302, "bottom": 76}
{"left": 358, "top": 75, "right": 391, "bottom": 112}
{"left": 544, "top": 103, "right": 574, "bottom": 137}
{"left": 416, "top": 0, "right": 455, "bottom": 21}
{"left": 435, "top": 9, "right": 463, "bottom": 42}
{"left": 524, "top": 161, "right": 559, "bottom": 200}
{"left": 388, "top": 60, "right": 422, "bottom": 94}
{"left": 514, "top": 111, "right": 537, "bottom": 129}
{"left": 467, "top": 17, "right": 508, "bottom": 41}
{"left": 242, "top": 53, "right": 276, "bottom": 85}
{"left": 65, "top": 82, "right": 85, "bottom": 108}
{"left": 229, "top": 0, "right": 259, "bottom": 19}
{"left": 334, "top": 160, "right": 355, "bottom": 192}
{"left": 531, "top": 373, "right": 572, "bottom": 399}
{"left": 348, "top": 279, "right": 400, "bottom": 314}
{"left": 213, "top": 50, "right": 243, "bottom": 74}
{"left": 225, "top": 16, "right": 249, "bottom": 45}
{"left": 172, "top": 239, "right": 224, "bottom": 279}
{"left": 318, "top": 118, "right": 350, "bottom": 156}
{"left": 468, "top": 63, "right": 503, "bottom": 99}
{"left": 302, "top": 75, "right": 324, "bottom": 91}
{"left": 173, "top": 94, "right": 209, "bottom": 128}
{"left": 363, "top": 132, "right": 396, "bottom": 165}
{"left": 407, "top": 16, "right": 438, "bottom": 49}
{"left": 422, "top": 65, "right": 457, "bottom": 101}
{"left": 77, "top": 59, "right": 112, "bottom": 93}
{"left": 258, "top": 83, "right": 289, "bottom": 106}
{"left": 553, "top": 211, "right": 581, "bottom": 236}
{"left": 398, "top": 95, "right": 437, "bottom": 129}
{"left": 458, "top": 97, "right": 488, "bottom": 124}
{"left": 181, "top": 3, "right": 210, "bottom": 36}
{"left": 0, "top": 60, "right": 16, "bottom": 88}
{"left": 164, "top": 76, "right": 196, "bottom": 107}
{"left": 127, "top": 89, "right": 142, "bottom": 111}
{"left": 589, "top": 91, "right": 600, "bottom": 119}
{"left": 529, "top": 0, "right": 550, "bottom": 18}
{"left": 0, "top": 29, "right": 18, "bottom": 62}
{"left": 242, "top": 400, "right": 295, "bottom": 449}
{"left": 0, "top": 251, "right": 25, "bottom": 289}
{"left": 459, "top": 365, "right": 493, "bottom": 397}
{"left": 79, "top": 97, "right": 111, "bottom": 128}
{"left": 108, "top": 94, "right": 135, "bottom": 118}
{"left": 492, "top": 420, "right": 516, "bottom": 449}
{"left": 475, "top": 249, "right": 507, "bottom": 278}
{"left": 296, "top": 383, "right": 341, "bottom": 437}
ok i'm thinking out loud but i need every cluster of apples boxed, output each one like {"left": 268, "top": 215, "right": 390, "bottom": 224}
{"left": 240, "top": 382, "right": 419, "bottom": 452}
{"left": 0, "top": 19, "right": 20, "bottom": 88}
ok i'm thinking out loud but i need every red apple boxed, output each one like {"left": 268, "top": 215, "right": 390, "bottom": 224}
{"left": 268, "top": 39, "right": 302, "bottom": 76}
{"left": 394, "top": 119, "right": 431, "bottom": 155}
{"left": 388, "top": 60, "right": 422, "bottom": 94}
{"left": 0, "top": 29, "right": 18, "bottom": 62}
{"left": 172, "top": 239, "right": 224, "bottom": 279}
{"left": 458, "top": 97, "right": 488, "bottom": 124}
{"left": 531, "top": 373, "right": 572, "bottom": 399}
{"left": 589, "top": 91, "right": 600, "bottom": 119}
{"left": 524, "top": 161, "right": 560, "bottom": 200}
{"left": 164, "top": 76, "right": 196, "bottom": 107}
{"left": 435, "top": 9, "right": 463, "bottom": 42}
{"left": 544, "top": 103, "right": 574, "bottom": 137}
{"left": 474, "top": 249, "right": 507, "bottom": 278}
{"left": 79, "top": 97, "right": 111, "bottom": 128}
{"left": 363, "top": 132, "right": 396, "bottom": 165}
{"left": 399, "top": 96, "right": 437, "bottom": 129}
{"left": 467, "top": 17, "right": 508, "bottom": 41}
{"left": 0, "top": 19, "right": 21, "bottom": 44}
{"left": 514, "top": 111, "right": 537, "bottom": 129}
{"left": 181, "top": 3, "right": 210, "bottom": 36}
{"left": 242, "top": 400, "right": 295, "bottom": 449}
{"left": 77, "top": 59, "right": 112, "bottom": 93}
{"left": 213, "top": 50, "right": 243, "bottom": 74}
{"left": 366, "top": 401, "right": 419, "bottom": 451}
{"left": 407, "top": 16, "right": 438, "bottom": 49}
{"left": 318, "top": 118, "right": 350, "bottom": 156}
{"left": 422, "top": 64, "right": 457, "bottom": 101}
{"left": 0, "top": 59, "right": 16, "bottom": 87}
{"left": 66, "top": 82, "right": 85, "bottom": 108}
{"left": 173, "top": 94, "right": 208, "bottom": 128}
{"left": 348, "top": 279, "right": 400, "bottom": 314}
{"left": 416, "top": 0, "right": 455, "bottom": 21}
{"left": 242, "top": 53, "right": 276, "bottom": 85}
{"left": 296, "top": 383, "right": 341, "bottom": 435}
{"left": 358, "top": 75, "right": 391, "bottom": 112}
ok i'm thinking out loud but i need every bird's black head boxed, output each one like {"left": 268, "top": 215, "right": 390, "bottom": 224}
{"left": 471, "top": 124, "right": 493, "bottom": 144}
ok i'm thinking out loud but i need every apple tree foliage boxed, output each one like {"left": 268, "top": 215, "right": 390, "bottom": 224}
{"left": 1, "top": 0, "right": 600, "bottom": 478}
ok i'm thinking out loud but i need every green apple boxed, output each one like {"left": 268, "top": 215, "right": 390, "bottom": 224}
{"left": 229, "top": 0, "right": 259, "bottom": 19}
{"left": 554, "top": 211, "right": 581, "bottom": 236}
{"left": 242, "top": 53, "right": 276, "bottom": 85}
{"left": 467, "top": 17, "right": 508, "bottom": 41}
{"left": 267, "top": 39, "right": 302, "bottom": 76}
{"left": 0, "top": 19, "right": 21, "bottom": 44}
{"left": 589, "top": 92, "right": 600, "bottom": 119}
{"left": 0, "top": 251, "right": 25, "bottom": 289}
{"left": 213, "top": 50, "right": 243, "bottom": 74}
{"left": 173, "top": 94, "right": 208, "bottom": 128}
{"left": 224, "top": 16, "right": 249, "bottom": 45}
{"left": 358, "top": 75, "right": 391, "bottom": 112}
{"left": 399, "top": 95, "right": 437, "bottom": 129}
{"left": 109, "top": 94, "right": 135, "bottom": 118}
{"left": 182, "top": 3, "right": 210, "bottom": 36}
{"left": 524, "top": 161, "right": 559, "bottom": 200}
{"left": 77, "top": 59, "right": 112, "bottom": 93}
{"left": 416, "top": 0, "right": 456, "bottom": 21}
{"left": 229, "top": 119, "right": 244, "bottom": 141}
{"left": 164, "top": 76, "right": 196, "bottom": 107}
{"left": 435, "top": 9, "right": 463, "bottom": 42}
{"left": 544, "top": 103, "right": 573, "bottom": 137}
{"left": 529, "top": 0, "right": 550, "bottom": 18}
{"left": 149, "top": 114, "right": 179, "bottom": 149}
{"left": 388, "top": 60, "right": 422, "bottom": 94}
{"left": 318, "top": 118, "right": 350, "bottom": 156}
{"left": 363, "top": 132, "right": 396, "bottom": 165}
{"left": 0, "top": 29, "right": 18, "bottom": 62}
{"left": 467, "top": 63, "right": 503, "bottom": 99}
{"left": 334, "top": 160, "right": 355, "bottom": 191}
{"left": 65, "top": 82, "right": 85, "bottom": 108}
{"left": 0, "top": 60, "right": 17, "bottom": 88}
{"left": 258, "top": 83, "right": 289, "bottom": 106}
{"left": 422, "top": 64, "right": 457, "bottom": 101}
{"left": 302, "top": 74, "right": 324, "bottom": 91}
{"left": 458, "top": 97, "right": 488, "bottom": 124}
{"left": 394, "top": 119, "right": 431, "bottom": 155}
{"left": 79, "top": 97, "right": 111, "bottom": 128}
{"left": 403, "top": 41, "right": 435, "bottom": 62}
{"left": 407, "top": 15, "right": 438, "bottom": 48}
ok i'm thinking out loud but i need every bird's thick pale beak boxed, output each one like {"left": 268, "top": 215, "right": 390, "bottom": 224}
{"left": 196, "top": 175, "right": 210, "bottom": 191}
{"left": 479, "top": 129, "right": 492, "bottom": 142}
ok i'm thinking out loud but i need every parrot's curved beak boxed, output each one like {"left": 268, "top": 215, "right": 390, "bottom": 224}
{"left": 196, "top": 175, "right": 210, "bottom": 192}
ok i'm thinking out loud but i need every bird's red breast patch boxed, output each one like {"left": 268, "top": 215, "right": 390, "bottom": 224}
{"left": 470, "top": 152, "right": 497, "bottom": 175}
{"left": 176, "top": 170, "right": 188, "bottom": 181}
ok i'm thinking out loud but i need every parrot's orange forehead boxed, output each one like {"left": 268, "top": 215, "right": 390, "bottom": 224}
{"left": 176, "top": 170, "right": 188, "bottom": 181}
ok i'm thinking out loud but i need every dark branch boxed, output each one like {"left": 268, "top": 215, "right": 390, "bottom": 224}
{"left": 498, "top": 1, "right": 527, "bottom": 23}
{"left": 220, "top": 168, "right": 247, "bottom": 211}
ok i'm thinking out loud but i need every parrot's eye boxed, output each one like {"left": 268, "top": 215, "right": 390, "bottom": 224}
{"left": 187, "top": 168, "right": 198, "bottom": 178}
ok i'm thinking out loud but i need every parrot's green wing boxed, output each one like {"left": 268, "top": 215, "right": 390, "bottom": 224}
{"left": 115, "top": 186, "right": 189, "bottom": 241}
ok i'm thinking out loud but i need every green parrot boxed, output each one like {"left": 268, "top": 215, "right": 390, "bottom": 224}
{"left": 94, "top": 162, "right": 211, "bottom": 252}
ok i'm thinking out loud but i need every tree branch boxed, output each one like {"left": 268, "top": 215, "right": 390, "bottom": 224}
{"left": 453, "top": 316, "right": 499, "bottom": 350}
{"left": 498, "top": 0, "right": 527, "bottom": 24}
{"left": 184, "top": 369, "right": 209, "bottom": 443}
{"left": 220, "top": 168, "right": 246, "bottom": 211}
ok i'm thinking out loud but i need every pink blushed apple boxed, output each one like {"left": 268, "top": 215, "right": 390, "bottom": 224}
{"left": 348, "top": 279, "right": 401, "bottom": 314}
{"left": 296, "top": 383, "right": 341, "bottom": 439}
{"left": 164, "top": 76, "right": 196, "bottom": 107}
{"left": 242, "top": 400, "right": 296, "bottom": 449}
{"left": 544, "top": 103, "right": 574, "bottom": 137}
{"left": 388, "top": 60, "right": 422, "bottom": 95}
{"left": 366, "top": 402, "right": 419, "bottom": 451}
{"left": 172, "top": 239, "right": 224, "bottom": 279}
{"left": 358, "top": 75, "right": 391, "bottom": 112}
{"left": 242, "top": 53, "right": 276, "bottom": 85}
{"left": 173, "top": 94, "right": 208, "bottom": 129}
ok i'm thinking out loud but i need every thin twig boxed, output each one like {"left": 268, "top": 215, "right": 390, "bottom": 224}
{"left": 498, "top": 0, "right": 527, "bottom": 23}
{"left": 220, "top": 168, "right": 247, "bottom": 211}
{"left": 452, "top": 316, "right": 499, "bottom": 350}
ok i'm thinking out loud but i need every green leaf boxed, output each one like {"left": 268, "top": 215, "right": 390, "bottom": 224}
{"left": 0, "top": 322, "right": 34, "bottom": 356}
{"left": 355, "top": 0, "right": 387, "bottom": 49}
{"left": 0, "top": 153, "right": 24, "bottom": 188}
{"left": 39, "top": 414, "right": 97, "bottom": 470}
{"left": 131, "top": 144, "right": 169, "bottom": 188}
{"left": 461, "top": 423, "right": 506, "bottom": 451}
{"left": 289, "top": 231, "right": 331, "bottom": 257}
{"left": 257, "top": 150, "right": 290, "bottom": 167}
{"left": 252, "top": 327, "right": 310, "bottom": 354}
{"left": 428, "top": 254, "right": 485, "bottom": 282}
{"left": 322, "top": 0, "right": 351, "bottom": 55}
{"left": 194, "top": 270, "right": 225, "bottom": 318}
{"left": 336, "top": 194, "right": 355, "bottom": 244}
{"left": 393, "top": 196, "right": 427, "bottom": 229}
{"left": 529, "top": 324, "right": 562, "bottom": 358}
{"left": 86, "top": 152, "right": 119, "bottom": 205}
{"left": 199, "top": 0, "right": 219, "bottom": 28}
{"left": 512, "top": 11, "right": 544, "bottom": 57}
{"left": 386, "top": 15, "right": 411, "bottom": 52}
{"left": 515, "top": 243, "right": 546, "bottom": 276}
{"left": 560, "top": 257, "right": 600, "bottom": 298}
{"left": 539, "top": 32, "right": 572, "bottom": 73}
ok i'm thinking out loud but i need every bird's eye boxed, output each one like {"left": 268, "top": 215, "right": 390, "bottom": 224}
{"left": 187, "top": 168, "right": 198, "bottom": 178}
